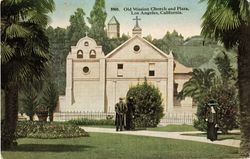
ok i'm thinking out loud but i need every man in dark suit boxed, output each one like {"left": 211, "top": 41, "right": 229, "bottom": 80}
{"left": 115, "top": 97, "right": 127, "bottom": 131}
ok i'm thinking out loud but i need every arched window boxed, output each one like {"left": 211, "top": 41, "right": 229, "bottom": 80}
{"left": 89, "top": 49, "right": 96, "bottom": 58}
{"left": 84, "top": 41, "right": 89, "bottom": 46}
{"left": 77, "top": 50, "right": 83, "bottom": 58}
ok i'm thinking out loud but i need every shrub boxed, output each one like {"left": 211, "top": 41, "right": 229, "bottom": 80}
{"left": 16, "top": 121, "right": 89, "bottom": 139}
{"left": 193, "top": 98, "right": 208, "bottom": 131}
{"left": 68, "top": 118, "right": 115, "bottom": 126}
{"left": 210, "top": 86, "right": 239, "bottom": 133}
{"left": 126, "top": 80, "right": 164, "bottom": 128}
{"left": 193, "top": 85, "right": 239, "bottom": 134}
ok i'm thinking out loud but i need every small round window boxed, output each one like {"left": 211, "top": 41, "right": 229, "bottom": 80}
{"left": 133, "top": 45, "right": 140, "bottom": 52}
{"left": 83, "top": 66, "right": 90, "bottom": 74}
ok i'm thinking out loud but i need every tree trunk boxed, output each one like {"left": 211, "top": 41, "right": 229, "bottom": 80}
{"left": 1, "top": 82, "right": 19, "bottom": 150}
{"left": 238, "top": 24, "right": 250, "bottom": 157}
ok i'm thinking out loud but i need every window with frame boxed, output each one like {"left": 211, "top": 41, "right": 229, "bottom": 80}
{"left": 117, "top": 64, "right": 123, "bottom": 77}
{"left": 117, "top": 64, "right": 123, "bottom": 69}
{"left": 149, "top": 63, "right": 155, "bottom": 76}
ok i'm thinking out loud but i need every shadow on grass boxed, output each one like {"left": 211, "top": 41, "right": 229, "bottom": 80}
{"left": 7, "top": 144, "right": 94, "bottom": 152}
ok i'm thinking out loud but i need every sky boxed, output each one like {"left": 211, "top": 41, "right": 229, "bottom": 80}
{"left": 49, "top": 0, "right": 207, "bottom": 39}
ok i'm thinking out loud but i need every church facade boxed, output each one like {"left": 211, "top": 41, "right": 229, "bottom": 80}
{"left": 58, "top": 17, "right": 195, "bottom": 114}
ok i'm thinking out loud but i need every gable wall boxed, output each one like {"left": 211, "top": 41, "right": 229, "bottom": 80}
{"left": 108, "top": 38, "right": 166, "bottom": 59}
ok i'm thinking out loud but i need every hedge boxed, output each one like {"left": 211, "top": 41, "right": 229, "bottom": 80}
{"left": 16, "top": 121, "right": 89, "bottom": 139}
{"left": 67, "top": 118, "right": 115, "bottom": 126}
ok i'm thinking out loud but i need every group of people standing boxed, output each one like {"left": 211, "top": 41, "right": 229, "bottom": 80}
{"left": 115, "top": 97, "right": 219, "bottom": 142}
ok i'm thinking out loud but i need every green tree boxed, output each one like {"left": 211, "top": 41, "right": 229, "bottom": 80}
{"left": 178, "top": 68, "right": 216, "bottom": 100}
{"left": 210, "top": 85, "right": 238, "bottom": 134}
{"left": 20, "top": 78, "right": 44, "bottom": 121}
{"left": 102, "top": 34, "right": 129, "bottom": 55}
{"left": 67, "top": 8, "right": 89, "bottom": 45}
{"left": 21, "top": 85, "right": 40, "bottom": 121}
{"left": 46, "top": 27, "right": 68, "bottom": 95}
{"left": 193, "top": 83, "right": 239, "bottom": 133}
{"left": 126, "top": 80, "right": 164, "bottom": 128}
{"left": 88, "top": 0, "right": 107, "bottom": 48}
{"left": 42, "top": 81, "right": 59, "bottom": 122}
{"left": 153, "top": 30, "right": 184, "bottom": 54}
{"left": 1, "top": 0, "right": 54, "bottom": 149}
{"left": 180, "top": 58, "right": 238, "bottom": 133}
{"left": 201, "top": 0, "right": 250, "bottom": 155}
{"left": 214, "top": 51, "right": 235, "bottom": 85}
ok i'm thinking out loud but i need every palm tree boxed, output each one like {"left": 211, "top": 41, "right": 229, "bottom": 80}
{"left": 178, "top": 68, "right": 216, "bottom": 100}
{"left": 1, "top": 0, "right": 54, "bottom": 149}
{"left": 20, "top": 81, "right": 43, "bottom": 121}
{"left": 42, "top": 81, "right": 59, "bottom": 122}
{"left": 201, "top": 0, "right": 250, "bottom": 156}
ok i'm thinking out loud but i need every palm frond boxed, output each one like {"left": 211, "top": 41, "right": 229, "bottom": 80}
{"left": 212, "top": 6, "right": 241, "bottom": 30}
{"left": 179, "top": 68, "right": 216, "bottom": 100}
{"left": 1, "top": 43, "right": 15, "bottom": 64}
{"left": 28, "top": 12, "right": 50, "bottom": 26}
{"left": 5, "top": 23, "right": 30, "bottom": 39}
{"left": 201, "top": 0, "right": 249, "bottom": 48}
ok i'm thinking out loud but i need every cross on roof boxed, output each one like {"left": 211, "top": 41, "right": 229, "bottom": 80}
{"left": 85, "top": 31, "right": 88, "bottom": 37}
{"left": 133, "top": 16, "right": 141, "bottom": 27}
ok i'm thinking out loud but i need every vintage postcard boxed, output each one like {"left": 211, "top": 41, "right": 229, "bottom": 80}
{"left": 1, "top": 0, "right": 249, "bottom": 158}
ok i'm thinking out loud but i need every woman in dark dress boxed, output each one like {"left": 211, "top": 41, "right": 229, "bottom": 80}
{"left": 206, "top": 104, "right": 218, "bottom": 141}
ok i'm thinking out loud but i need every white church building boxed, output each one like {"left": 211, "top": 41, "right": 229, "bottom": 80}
{"left": 58, "top": 16, "right": 196, "bottom": 114}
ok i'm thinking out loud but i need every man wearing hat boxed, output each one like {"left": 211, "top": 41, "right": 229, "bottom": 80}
{"left": 115, "top": 97, "right": 127, "bottom": 131}
{"left": 205, "top": 99, "right": 218, "bottom": 141}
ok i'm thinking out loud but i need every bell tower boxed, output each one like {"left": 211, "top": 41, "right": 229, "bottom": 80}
{"left": 107, "top": 16, "right": 120, "bottom": 39}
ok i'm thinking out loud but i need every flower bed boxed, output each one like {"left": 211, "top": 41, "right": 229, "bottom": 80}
{"left": 16, "top": 121, "right": 89, "bottom": 139}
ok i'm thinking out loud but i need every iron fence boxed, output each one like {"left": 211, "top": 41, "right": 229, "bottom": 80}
{"left": 53, "top": 111, "right": 196, "bottom": 125}
{"left": 160, "top": 112, "right": 196, "bottom": 125}
{"left": 53, "top": 111, "right": 115, "bottom": 121}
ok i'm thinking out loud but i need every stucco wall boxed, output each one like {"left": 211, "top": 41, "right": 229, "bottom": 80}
{"left": 106, "top": 79, "right": 168, "bottom": 112}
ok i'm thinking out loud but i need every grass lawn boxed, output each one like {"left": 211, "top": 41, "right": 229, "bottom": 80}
{"left": 83, "top": 124, "right": 198, "bottom": 132}
{"left": 181, "top": 132, "right": 241, "bottom": 140}
{"left": 147, "top": 124, "right": 198, "bottom": 132}
{"left": 2, "top": 132, "right": 239, "bottom": 159}
{"left": 82, "top": 125, "right": 115, "bottom": 128}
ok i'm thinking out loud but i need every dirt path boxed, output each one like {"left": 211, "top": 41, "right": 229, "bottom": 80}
{"left": 81, "top": 127, "right": 240, "bottom": 148}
